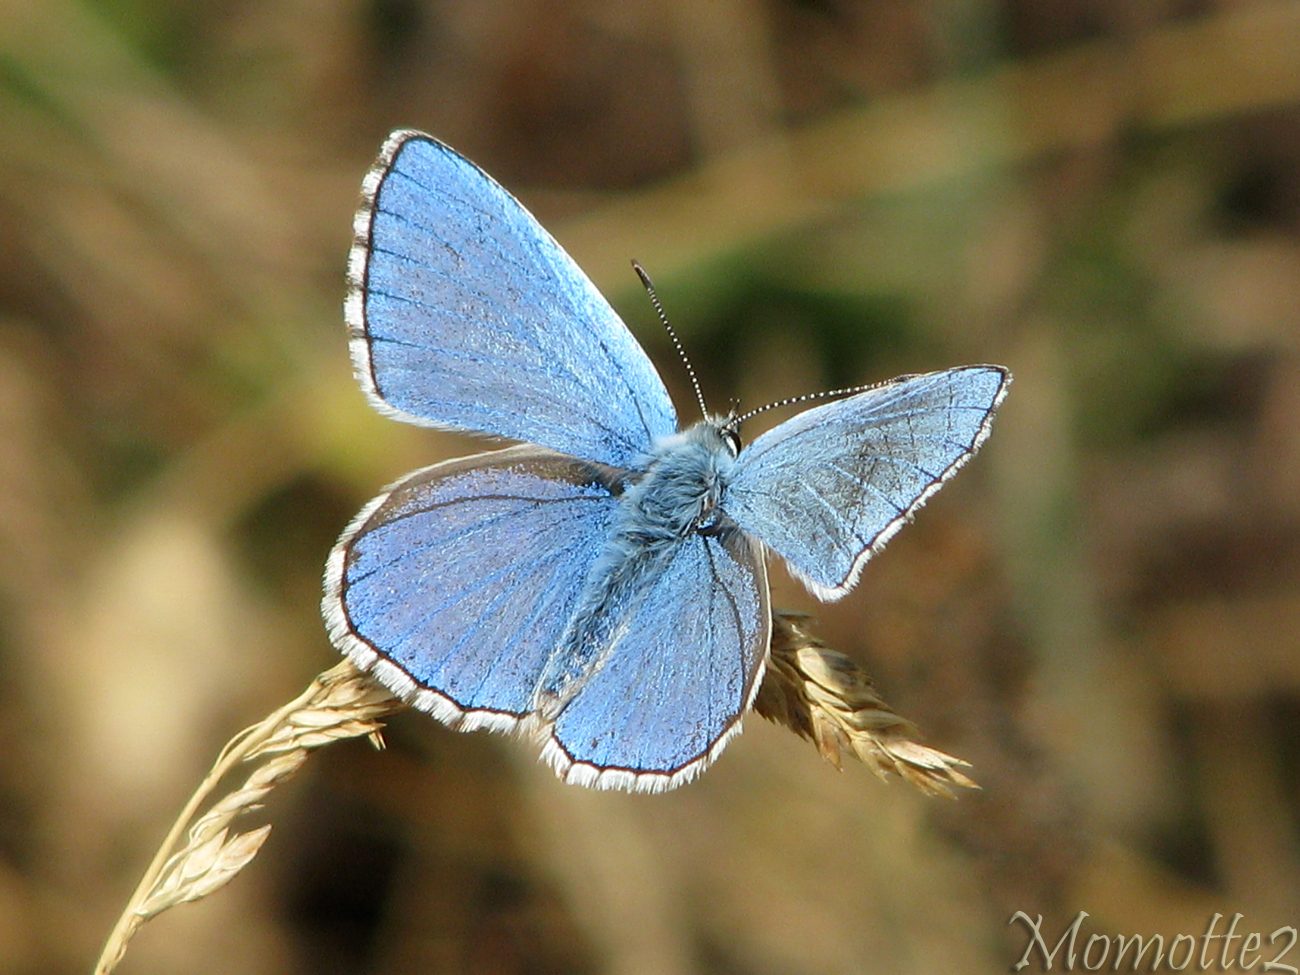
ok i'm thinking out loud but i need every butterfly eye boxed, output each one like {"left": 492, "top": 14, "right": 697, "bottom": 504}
{"left": 696, "top": 508, "right": 726, "bottom": 537}
{"left": 722, "top": 428, "right": 741, "bottom": 457}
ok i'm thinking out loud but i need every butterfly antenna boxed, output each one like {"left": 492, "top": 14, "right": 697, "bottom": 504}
{"left": 734, "top": 382, "right": 879, "bottom": 427}
{"left": 633, "top": 260, "right": 709, "bottom": 420}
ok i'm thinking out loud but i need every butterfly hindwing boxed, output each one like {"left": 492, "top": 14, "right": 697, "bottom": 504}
{"left": 323, "top": 445, "right": 623, "bottom": 730}
{"left": 724, "top": 366, "right": 1011, "bottom": 600}
{"left": 350, "top": 131, "right": 678, "bottom": 468}
{"left": 543, "top": 528, "right": 770, "bottom": 792}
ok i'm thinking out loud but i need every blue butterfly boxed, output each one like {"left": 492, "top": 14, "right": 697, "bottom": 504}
{"left": 323, "top": 130, "right": 1011, "bottom": 793}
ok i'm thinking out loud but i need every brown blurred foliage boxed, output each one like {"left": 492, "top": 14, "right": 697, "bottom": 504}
{"left": 2, "top": 0, "right": 1300, "bottom": 972}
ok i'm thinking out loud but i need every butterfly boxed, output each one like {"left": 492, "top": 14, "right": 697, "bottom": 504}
{"left": 322, "top": 129, "right": 1011, "bottom": 793}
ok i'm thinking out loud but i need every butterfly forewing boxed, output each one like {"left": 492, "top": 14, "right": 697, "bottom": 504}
{"left": 723, "top": 366, "right": 1010, "bottom": 600}
{"left": 351, "top": 131, "right": 678, "bottom": 468}
{"left": 323, "top": 446, "right": 622, "bottom": 729}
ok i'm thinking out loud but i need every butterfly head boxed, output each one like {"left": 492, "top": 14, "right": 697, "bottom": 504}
{"left": 638, "top": 419, "right": 743, "bottom": 538}
{"left": 695, "top": 418, "right": 741, "bottom": 535}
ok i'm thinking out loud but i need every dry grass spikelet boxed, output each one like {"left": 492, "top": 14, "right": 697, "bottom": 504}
{"left": 95, "top": 613, "right": 974, "bottom": 973}
{"left": 755, "top": 611, "right": 978, "bottom": 797}
{"left": 93, "top": 659, "right": 405, "bottom": 975}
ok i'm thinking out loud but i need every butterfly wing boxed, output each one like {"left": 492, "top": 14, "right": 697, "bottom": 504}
{"left": 349, "top": 130, "right": 678, "bottom": 468}
{"left": 323, "top": 445, "right": 622, "bottom": 730}
{"left": 541, "top": 529, "right": 770, "bottom": 792}
{"left": 724, "top": 365, "right": 1010, "bottom": 601}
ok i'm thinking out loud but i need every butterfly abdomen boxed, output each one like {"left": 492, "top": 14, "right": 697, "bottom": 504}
{"left": 535, "top": 422, "right": 740, "bottom": 712}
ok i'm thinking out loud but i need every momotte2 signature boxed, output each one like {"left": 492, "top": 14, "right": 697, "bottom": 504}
{"left": 1009, "top": 912, "right": 1298, "bottom": 973}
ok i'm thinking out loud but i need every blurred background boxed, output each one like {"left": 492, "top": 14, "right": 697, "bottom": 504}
{"left": 2, "top": 0, "right": 1300, "bottom": 972}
